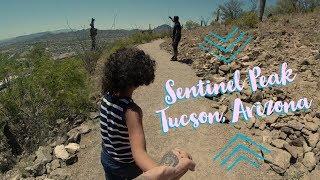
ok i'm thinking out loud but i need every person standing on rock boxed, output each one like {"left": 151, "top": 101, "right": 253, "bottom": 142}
{"left": 90, "top": 18, "right": 97, "bottom": 51}
{"left": 169, "top": 16, "right": 182, "bottom": 61}
{"left": 100, "top": 47, "right": 195, "bottom": 180}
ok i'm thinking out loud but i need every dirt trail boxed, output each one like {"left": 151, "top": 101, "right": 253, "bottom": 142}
{"left": 65, "top": 39, "right": 281, "bottom": 180}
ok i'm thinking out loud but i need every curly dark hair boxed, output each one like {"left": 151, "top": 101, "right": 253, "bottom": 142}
{"left": 102, "top": 47, "right": 156, "bottom": 94}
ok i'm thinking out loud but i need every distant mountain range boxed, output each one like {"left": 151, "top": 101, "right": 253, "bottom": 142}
{"left": 0, "top": 24, "right": 172, "bottom": 57}
{"left": 0, "top": 24, "right": 172, "bottom": 48}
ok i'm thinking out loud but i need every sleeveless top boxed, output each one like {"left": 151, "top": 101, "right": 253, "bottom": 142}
{"left": 100, "top": 93, "right": 134, "bottom": 163}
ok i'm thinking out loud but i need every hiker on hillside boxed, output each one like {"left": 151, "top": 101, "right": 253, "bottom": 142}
{"left": 90, "top": 18, "right": 98, "bottom": 50}
{"left": 100, "top": 47, "right": 195, "bottom": 180}
{"left": 169, "top": 16, "right": 182, "bottom": 61}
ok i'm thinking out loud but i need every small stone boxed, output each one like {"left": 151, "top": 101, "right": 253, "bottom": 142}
{"left": 264, "top": 147, "right": 291, "bottom": 174}
{"left": 287, "top": 120, "right": 304, "bottom": 130}
{"left": 262, "top": 134, "right": 272, "bottom": 144}
{"left": 65, "top": 143, "right": 80, "bottom": 154}
{"left": 271, "top": 130, "right": 281, "bottom": 139}
{"left": 25, "top": 162, "right": 46, "bottom": 177}
{"left": 50, "top": 136, "right": 67, "bottom": 147}
{"left": 279, "top": 132, "right": 287, "bottom": 140}
{"left": 76, "top": 124, "right": 91, "bottom": 134}
{"left": 290, "top": 137, "right": 304, "bottom": 147}
{"left": 271, "top": 139, "right": 287, "bottom": 149}
{"left": 302, "top": 152, "right": 316, "bottom": 171}
{"left": 48, "top": 168, "right": 71, "bottom": 180}
{"left": 288, "top": 134, "right": 297, "bottom": 140}
{"left": 89, "top": 112, "right": 100, "bottom": 119}
{"left": 251, "top": 91, "right": 264, "bottom": 102}
{"left": 54, "top": 145, "right": 70, "bottom": 160}
{"left": 305, "top": 122, "right": 318, "bottom": 132}
{"left": 265, "top": 114, "right": 279, "bottom": 124}
{"left": 219, "top": 65, "right": 230, "bottom": 72}
{"left": 34, "top": 146, "right": 53, "bottom": 165}
{"left": 307, "top": 133, "right": 319, "bottom": 148}
{"left": 245, "top": 119, "right": 255, "bottom": 129}
{"left": 67, "top": 128, "right": 81, "bottom": 143}
{"left": 301, "top": 128, "right": 312, "bottom": 136}
{"left": 66, "top": 155, "right": 78, "bottom": 166}
{"left": 281, "top": 127, "right": 294, "bottom": 134}
{"left": 283, "top": 143, "right": 298, "bottom": 159}
{"left": 259, "top": 121, "right": 266, "bottom": 130}
{"left": 303, "top": 141, "right": 312, "bottom": 153}
{"left": 241, "top": 55, "right": 250, "bottom": 61}
{"left": 50, "top": 159, "right": 60, "bottom": 171}
{"left": 233, "top": 123, "right": 241, "bottom": 130}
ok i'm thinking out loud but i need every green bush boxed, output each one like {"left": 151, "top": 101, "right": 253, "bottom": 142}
{"left": 103, "top": 31, "right": 169, "bottom": 56}
{"left": 185, "top": 20, "right": 200, "bottom": 30}
{"left": 0, "top": 46, "right": 91, "bottom": 153}
{"left": 237, "top": 12, "right": 259, "bottom": 28}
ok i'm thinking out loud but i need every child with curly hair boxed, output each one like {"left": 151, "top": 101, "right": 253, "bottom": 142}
{"left": 100, "top": 47, "right": 195, "bottom": 180}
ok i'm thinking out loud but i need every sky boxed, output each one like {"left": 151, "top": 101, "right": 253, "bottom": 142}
{"left": 0, "top": 0, "right": 277, "bottom": 40}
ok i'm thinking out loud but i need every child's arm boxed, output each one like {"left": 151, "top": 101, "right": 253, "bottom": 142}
{"left": 125, "top": 105, "right": 158, "bottom": 172}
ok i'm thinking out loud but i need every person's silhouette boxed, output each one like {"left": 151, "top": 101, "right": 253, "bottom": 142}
{"left": 169, "top": 16, "right": 181, "bottom": 61}
{"left": 90, "top": 18, "right": 98, "bottom": 50}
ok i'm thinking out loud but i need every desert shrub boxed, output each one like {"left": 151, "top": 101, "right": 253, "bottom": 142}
{"left": 0, "top": 46, "right": 91, "bottom": 153}
{"left": 185, "top": 20, "right": 200, "bottom": 30}
{"left": 270, "top": 0, "right": 320, "bottom": 15}
{"left": 236, "top": 12, "right": 259, "bottom": 28}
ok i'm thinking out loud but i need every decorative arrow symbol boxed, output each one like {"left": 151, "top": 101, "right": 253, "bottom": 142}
{"left": 213, "top": 133, "right": 271, "bottom": 171}
{"left": 199, "top": 26, "right": 252, "bottom": 64}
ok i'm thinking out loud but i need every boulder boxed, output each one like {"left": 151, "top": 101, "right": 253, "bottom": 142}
{"left": 302, "top": 152, "right": 316, "bottom": 171}
{"left": 65, "top": 143, "right": 80, "bottom": 154}
{"left": 54, "top": 145, "right": 70, "bottom": 160}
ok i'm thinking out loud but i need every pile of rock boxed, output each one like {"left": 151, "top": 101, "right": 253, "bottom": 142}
{"left": 3, "top": 120, "right": 93, "bottom": 180}
{"left": 241, "top": 112, "right": 320, "bottom": 176}
{"left": 161, "top": 10, "right": 320, "bottom": 178}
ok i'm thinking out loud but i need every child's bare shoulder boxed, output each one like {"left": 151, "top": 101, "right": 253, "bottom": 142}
{"left": 126, "top": 102, "right": 143, "bottom": 117}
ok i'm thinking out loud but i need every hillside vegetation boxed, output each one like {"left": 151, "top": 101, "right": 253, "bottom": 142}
{"left": 0, "top": 30, "right": 168, "bottom": 175}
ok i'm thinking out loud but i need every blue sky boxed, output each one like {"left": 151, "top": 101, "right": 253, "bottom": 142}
{"left": 0, "top": 0, "right": 276, "bottom": 40}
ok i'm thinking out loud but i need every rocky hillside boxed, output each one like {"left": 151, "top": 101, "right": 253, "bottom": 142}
{"left": 161, "top": 11, "right": 320, "bottom": 179}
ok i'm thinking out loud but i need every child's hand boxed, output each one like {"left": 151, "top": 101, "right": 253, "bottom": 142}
{"left": 172, "top": 148, "right": 195, "bottom": 171}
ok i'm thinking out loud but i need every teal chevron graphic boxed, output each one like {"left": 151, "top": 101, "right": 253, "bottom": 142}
{"left": 213, "top": 133, "right": 271, "bottom": 171}
{"left": 199, "top": 27, "right": 252, "bottom": 64}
